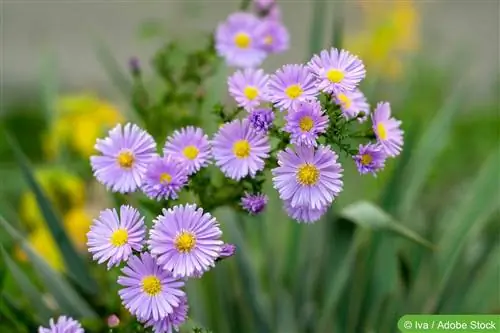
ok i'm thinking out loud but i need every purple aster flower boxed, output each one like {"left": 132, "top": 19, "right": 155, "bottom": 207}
{"left": 91, "top": 123, "right": 157, "bottom": 193}
{"left": 308, "top": 47, "right": 366, "bottom": 94}
{"left": 215, "top": 12, "right": 267, "bottom": 68}
{"left": 149, "top": 204, "right": 223, "bottom": 278}
{"left": 241, "top": 192, "right": 268, "bottom": 214}
{"left": 118, "top": 252, "right": 185, "bottom": 321}
{"left": 219, "top": 243, "right": 236, "bottom": 259}
{"left": 335, "top": 88, "right": 370, "bottom": 122}
{"left": 248, "top": 108, "right": 275, "bottom": 133}
{"left": 372, "top": 102, "right": 404, "bottom": 157}
{"left": 87, "top": 205, "right": 146, "bottom": 269}
{"left": 142, "top": 156, "right": 188, "bottom": 200}
{"left": 283, "top": 200, "right": 328, "bottom": 224}
{"left": 212, "top": 118, "right": 270, "bottom": 180}
{"left": 353, "top": 143, "right": 386, "bottom": 175}
{"left": 163, "top": 126, "right": 211, "bottom": 175}
{"left": 256, "top": 19, "right": 289, "bottom": 54}
{"left": 268, "top": 64, "right": 319, "bottom": 111}
{"left": 272, "top": 145, "right": 343, "bottom": 209}
{"left": 228, "top": 68, "right": 269, "bottom": 110}
{"left": 38, "top": 316, "right": 84, "bottom": 333}
{"left": 284, "top": 100, "right": 329, "bottom": 147}
{"left": 141, "top": 296, "right": 188, "bottom": 333}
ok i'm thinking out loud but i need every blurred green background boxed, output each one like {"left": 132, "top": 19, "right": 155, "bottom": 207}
{"left": 1, "top": 1, "right": 499, "bottom": 332}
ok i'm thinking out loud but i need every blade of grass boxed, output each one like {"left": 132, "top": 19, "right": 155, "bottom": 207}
{"left": 308, "top": 0, "right": 328, "bottom": 55}
{"left": 330, "top": 1, "right": 343, "bottom": 48}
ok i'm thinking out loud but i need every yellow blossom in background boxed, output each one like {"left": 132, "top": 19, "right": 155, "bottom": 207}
{"left": 44, "top": 94, "right": 124, "bottom": 159}
{"left": 21, "top": 228, "right": 65, "bottom": 272}
{"left": 63, "top": 207, "right": 92, "bottom": 251}
{"left": 346, "top": 0, "right": 420, "bottom": 80}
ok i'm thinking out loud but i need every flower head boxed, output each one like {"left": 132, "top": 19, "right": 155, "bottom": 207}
{"left": 163, "top": 126, "right": 211, "bottom": 175}
{"left": 272, "top": 145, "right": 343, "bottom": 209}
{"left": 87, "top": 205, "right": 146, "bottom": 269}
{"left": 149, "top": 204, "right": 223, "bottom": 278}
{"left": 216, "top": 12, "right": 267, "bottom": 68}
{"left": 107, "top": 315, "right": 120, "bottom": 328}
{"left": 219, "top": 243, "right": 236, "bottom": 259}
{"left": 142, "top": 156, "right": 188, "bottom": 200}
{"left": 284, "top": 100, "right": 329, "bottom": 147}
{"left": 372, "top": 102, "right": 404, "bottom": 157}
{"left": 256, "top": 19, "right": 289, "bottom": 54}
{"left": 308, "top": 48, "right": 366, "bottom": 94}
{"left": 38, "top": 316, "right": 84, "bottom": 333}
{"left": 268, "top": 64, "right": 319, "bottom": 110}
{"left": 248, "top": 108, "right": 275, "bottom": 133}
{"left": 284, "top": 200, "right": 328, "bottom": 224}
{"left": 90, "top": 123, "right": 157, "bottom": 193}
{"left": 228, "top": 68, "right": 269, "bottom": 110}
{"left": 118, "top": 252, "right": 185, "bottom": 321}
{"left": 141, "top": 296, "right": 188, "bottom": 333}
{"left": 353, "top": 143, "right": 386, "bottom": 175}
{"left": 335, "top": 88, "right": 370, "bottom": 122}
{"left": 212, "top": 119, "right": 270, "bottom": 180}
{"left": 241, "top": 192, "right": 268, "bottom": 215}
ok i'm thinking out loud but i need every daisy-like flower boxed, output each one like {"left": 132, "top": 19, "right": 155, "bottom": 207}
{"left": 163, "top": 126, "right": 211, "bottom": 175}
{"left": 141, "top": 296, "right": 188, "bottom": 333}
{"left": 91, "top": 123, "right": 156, "bottom": 193}
{"left": 308, "top": 47, "right": 366, "bottom": 94}
{"left": 87, "top": 205, "right": 146, "bottom": 269}
{"left": 149, "top": 204, "right": 223, "bottom": 278}
{"left": 268, "top": 64, "right": 319, "bottom": 111}
{"left": 284, "top": 100, "right": 329, "bottom": 147}
{"left": 215, "top": 12, "right": 267, "bottom": 68}
{"left": 283, "top": 200, "right": 328, "bottom": 224}
{"left": 272, "top": 145, "right": 343, "bottom": 209}
{"left": 241, "top": 192, "right": 268, "bottom": 215}
{"left": 248, "top": 108, "right": 274, "bottom": 133}
{"left": 256, "top": 19, "right": 289, "bottom": 54}
{"left": 38, "top": 316, "right": 84, "bottom": 333}
{"left": 142, "top": 156, "right": 188, "bottom": 200}
{"left": 228, "top": 68, "right": 269, "bottom": 110}
{"left": 212, "top": 119, "right": 270, "bottom": 180}
{"left": 372, "top": 102, "right": 404, "bottom": 157}
{"left": 335, "top": 88, "right": 370, "bottom": 122}
{"left": 118, "top": 252, "right": 185, "bottom": 321}
{"left": 353, "top": 143, "right": 386, "bottom": 175}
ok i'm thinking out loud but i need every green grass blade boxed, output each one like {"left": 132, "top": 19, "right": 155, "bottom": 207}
{"left": 5, "top": 133, "right": 98, "bottom": 294}
{"left": 308, "top": 0, "right": 328, "bottom": 55}
{"left": 330, "top": 1, "right": 343, "bottom": 48}
{"left": 1, "top": 247, "right": 53, "bottom": 323}
{"left": 39, "top": 54, "right": 58, "bottom": 125}
{"left": 95, "top": 40, "right": 133, "bottom": 100}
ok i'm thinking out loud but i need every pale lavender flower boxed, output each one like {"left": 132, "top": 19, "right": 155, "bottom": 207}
{"left": 87, "top": 205, "right": 146, "bottom": 269}
{"left": 219, "top": 243, "right": 236, "bottom": 259}
{"left": 38, "top": 316, "right": 84, "bottom": 333}
{"left": 308, "top": 47, "right": 366, "bottom": 94}
{"left": 248, "top": 108, "right": 275, "bottom": 133}
{"left": 372, "top": 102, "right": 404, "bottom": 157}
{"left": 91, "top": 123, "right": 157, "bottom": 193}
{"left": 149, "top": 204, "right": 223, "bottom": 278}
{"left": 228, "top": 68, "right": 269, "bottom": 110}
{"left": 256, "top": 19, "right": 289, "bottom": 54}
{"left": 335, "top": 88, "right": 370, "bottom": 122}
{"left": 353, "top": 143, "right": 386, "bottom": 175}
{"left": 241, "top": 192, "right": 268, "bottom": 214}
{"left": 118, "top": 253, "right": 185, "bottom": 321}
{"left": 272, "top": 145, "right": 343, "bottom": 209}
{"left": 283, "top": 200, "right": 328, "bottom": 224}
{"left": 284, "top": 100, "right": 329, "bottom": 147}
{"left": 142, "top": 156, "right": 188, "bottom": 201}
{"left": 141, "top": 296, "right": 188, "bottom": 333}
{"left": 212, "top": 119, "right": 270, "bottom": 180}
{"left": 268, "top": 64, "right": 319, "bottom": 111}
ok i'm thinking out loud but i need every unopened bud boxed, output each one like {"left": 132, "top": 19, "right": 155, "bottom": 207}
{"left": 107, "top": 314, "right": 120, "bottom": 328}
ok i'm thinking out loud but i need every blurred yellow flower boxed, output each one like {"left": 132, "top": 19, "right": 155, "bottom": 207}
{"left": 44, "top": 94, "right": 123, "bottom": 159}
{"left": 63, "top": 207, "right": 92, "bottom": 251}
{"left": 346, "top": 0, "right": 420, "bottom": 80}
{"left": 19, "top": 228, "right": 65, "bottom": 272}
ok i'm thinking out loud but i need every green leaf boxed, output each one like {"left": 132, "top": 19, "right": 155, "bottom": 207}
{"left": 5, "top": 133, "right": 98, "bottom": 294}
{"left": 0, "top": 215, "right": 97, "bottom": 319}
{"left": 341, "top": 201, "right": 434, "bottom": 250}
{"left": 330, "top": 1, "right": 343, "bottom": 48}
{"left": 0, "top": 247, "right": 53, "bottom": 323}
{"left": 308, "top": 0, "right": 328, "bottom": 55}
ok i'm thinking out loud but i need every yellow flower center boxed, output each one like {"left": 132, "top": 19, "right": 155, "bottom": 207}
{"left": 264, "top": 35, "right": 273, "bottom": 45}
{"left": 377, "top": 123, "right": 388, "bottom": 140}
{"left": 110, "top": 229, "right": 128, "bottom": 247}
{"left": 174, "top": 231, "right": 196, "bottom": 253}
{"left": 142, "top": 275, "right": 162, "bottom": 296}
{"left": 233, "top": 140, "right": 251, "bottom": 159}
{"left": 159, "top": 173, "right": 172, "bottom": 184}
{"left": 244, "top": 86, "right": 259, "bottom": 100}
{"left": 296, "top": 164, "right": 320, "bottom": 186}
{"left": 234, "top": 32, "right": 251, "bottom": 49}
{"left": 117, "top": 151, "right": 134, "bottom": 169}
{"left": 183, "top": 145, "right": 199, "bottom": 160}
{"left": 360, "top": 154, "right": 373, "bottom": 165}
{"left": 337, "top": 93, "right": 352, "bottom": 109}
{"left": 285, "top": 84, "right": 303, "bottom": 99}
{"left": 299, "top": 116, "right": 314, "bottom": 132}
{"left": 326, "top": 69, "right": 344, "bottom": 83}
